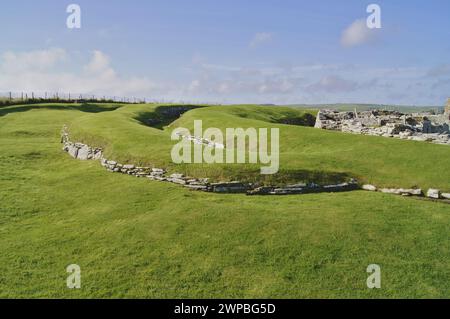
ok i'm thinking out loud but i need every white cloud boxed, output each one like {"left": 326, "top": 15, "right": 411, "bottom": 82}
{"left": 0, "top": 48, "right": 161, "bottom": 97}
{"left": 249, "top": 32, "right": 274, "bottom": 48}
{"left": 308, "top": 75, "right": 358, "bottom": 93}
{"left": 341, "top": 19, "right": 376, "bottom": 48}
{"left": 0, "top": 48, "right": 447, "bottom": 105}
{"left": 180, "top": 61, "right": 448, "bottom": 105}
{"left": 188, "top": 80, "right": 201, "bottom": 92}
{"left": 84, "top": 50, "right": 111, "bottom": 73}
{"left": 1, "top": 48, "right": 67, "bottom": 72}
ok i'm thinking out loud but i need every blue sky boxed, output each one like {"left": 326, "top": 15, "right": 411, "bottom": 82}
{"left": 1, "top": 0, "right": 449, "bottom": 105}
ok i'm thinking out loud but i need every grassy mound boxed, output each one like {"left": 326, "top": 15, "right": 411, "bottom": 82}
{"left": 62, "top": 103, "right": 450, "bottom": 191}
{"left": 0, "top": 103, "right": 449, "bottom": 298}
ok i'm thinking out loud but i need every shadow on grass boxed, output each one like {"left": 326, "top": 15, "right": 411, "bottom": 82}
{"left": 135, "top": 105, "right": 207, "bottom": 130}
{"left": 177, "top": 164, "right": 354, "bottom": 185}
{"left": 226, "top": 169, "right": 353, "bottom": 185}
{"left": 274, "top": 113, "right": 316, "bottom": 127}
{"left": 0, "top": 103, "right": 124, "bottom": 117}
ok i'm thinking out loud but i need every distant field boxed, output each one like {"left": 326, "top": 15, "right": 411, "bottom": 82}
{"left": 0, "top": 103, "right": 449, "bottom": 298}
{"left": 287, "top": 103, "right": 443, "bottom": 113}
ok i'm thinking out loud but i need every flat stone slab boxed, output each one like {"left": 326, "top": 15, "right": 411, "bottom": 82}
{"left": 427, "top": 189, "right": 441, "bottom": 199}
{"left": 362, "top": 184, "right": 377, "bottom": 191}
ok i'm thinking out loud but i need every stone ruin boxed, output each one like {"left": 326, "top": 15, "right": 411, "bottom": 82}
{"left": 60, "top": 126, "right": 449, "bottom": 201}
{"left": 60, "top": 126, "right": 360, "bottom": 196}
{"left": 61, "top": 127, "right": 103, "bottom": 160}
{"left": 314, "top": 104, "right": 450, "bottom": 146}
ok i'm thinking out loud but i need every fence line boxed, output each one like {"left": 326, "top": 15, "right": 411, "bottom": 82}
{"left": 0, "top": 91, "right": 224, "bottom": 106}
{"left": 0, "top": 91, "right": 147, "bottom": 105}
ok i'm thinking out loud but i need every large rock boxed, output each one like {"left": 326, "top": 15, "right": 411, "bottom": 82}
{"left": 380, "top": 188, "right": 402, "bottom": 195}
{"left": 210, "top": 182, "right": 250, "bottom": 193}
{"left": 362, "top": 184, "right": 377, "bottom": 191}
{"left": 76, "top": 145, "right": 91, "bottom": 160}
{"left": 426, "top": 189, "right": 441, "bottom": 199}
{"left": 404, "top": 189, "right": 422, "bottom": 196}
{"left": 379, "top": 188, "right": 422, "bottom": 196}
{"left": 67, "top": 144, "right": 79, "bottom": 159}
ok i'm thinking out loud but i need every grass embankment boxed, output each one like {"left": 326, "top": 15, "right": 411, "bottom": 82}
{"left": 0, "top": 103, "right": 449, "bottom": 298}
{"left": 66, "top": 103, "right": 450, "bottom": 191}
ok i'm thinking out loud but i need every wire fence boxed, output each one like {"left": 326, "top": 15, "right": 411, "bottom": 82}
{"left": 0, "top": 91, "right": 149, "bottom": 106}
{"left": 0, "top": 91, "right": 225, "bottom": 107}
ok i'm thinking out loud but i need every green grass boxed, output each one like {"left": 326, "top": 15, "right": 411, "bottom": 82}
{"left": 0, "top": 103, "right": 449, "bottom": 298}
{"left": 65, "top": 103, "right": 450, "bottom": 191}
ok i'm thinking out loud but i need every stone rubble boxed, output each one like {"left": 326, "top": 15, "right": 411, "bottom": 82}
{"left": 362, "top": 184, "right": 377, "bottom": 191}
{"left": 379, "top": 188, "right": 423, "bottom": 196}
{"left": 315, "top": 107, "right": 450, "bottom": 146}
{"left": 426, "top": 189, "right": 441, "bottom": 199}
{"left": 176, "top": 132, "right": 225, "bottom": 149}
{"left": 363, "top": 184, "right": 450, "bottom": 200}
{"left": 61, "top": 127, "right": 103, "bottom": 161}
{"left": 60, "top": 126, "right": 449, "bottom": 202}
{"left": 247, "top": 181, "right": 358, "bottom": 195}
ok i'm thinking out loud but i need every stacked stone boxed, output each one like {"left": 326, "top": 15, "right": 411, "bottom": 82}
{"left": 147, "top": 168, "right": 167, "bottom": 181}
{"left": 100, "top": 160, "right": 150, "bottom": 176}
{"left": 314, "top": 109, "right": 354, "bottom": 130}
{"left": 207, "top": 181, "right": 251, "bottom": 193}
{"left": 247, "top": 181, "right": 358, "bottom": 196}
{"left": 61, "top": 126, "right": 103, "bottom": 160}
{"left": 63, "top": 142, "right": 103, "bottom": 161}
{"left": 61, "top": 126, "right": 450, "bottom": 200}
{"left": 316, "top": 109, "right": 450, "bottom": 145}
{"left": 363, "top": 184, "right": 450, "bottom": 200}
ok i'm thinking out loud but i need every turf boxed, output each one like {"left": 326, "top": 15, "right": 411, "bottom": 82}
{"left": 66, "top": 103, "right": 450, "bottom": 191}
{"left": 0, "top": 103, "right": 449, "bottom": 298}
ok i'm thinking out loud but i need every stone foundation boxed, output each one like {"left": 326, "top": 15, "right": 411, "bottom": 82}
{"left": 60, "top": 126, "right": 449, "bottom": 202}
{"left": 315, "top": 109, "right": 450, "bottom": 146}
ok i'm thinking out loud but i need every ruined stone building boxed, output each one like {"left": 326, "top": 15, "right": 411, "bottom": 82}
{"left": 314, "top": 99, "right": 450, "bottom": 145}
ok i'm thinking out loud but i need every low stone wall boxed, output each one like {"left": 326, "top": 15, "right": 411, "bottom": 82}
{"left": 362, "top": 184, "right": 450, "bottom": 200}
{"left": 60, "top": 126, "right": 449, "bottom": 202}
{"left": 247, "top": 182, "right": 359, "bottom": 195}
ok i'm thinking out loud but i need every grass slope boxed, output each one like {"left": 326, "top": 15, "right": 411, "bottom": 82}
{"left": 0, "top": 103, "right": 449, "bottom": 298}
{"left": 66, "top": 103, "right": 450, "bottom": 191}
